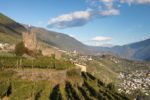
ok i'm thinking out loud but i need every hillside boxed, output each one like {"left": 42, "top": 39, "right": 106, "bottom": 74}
{"left": 1, "top": 13, "right": 150, "bottom": 60}
{"left": 69, "top": 53, "right": 150, "bottom": 83}
{"left": 90, "top": 38, "right": 150, "bottom": 61}
{"left": 0, "top": 13, "right": 91, "bottom": 54}
{"left": 91, "top": 54, "right": 150, "bottom": 73}
{"left": 0, "top": 13, "right": 26, "bottom": 43}
{"left": 0, "top": 69, "right": 130, "bottom": 100}
{"left": 29, "top": 26, "right": 91, "bottom": 54}
{"left": 0, "top": 12, "right": 149, "bottom": 99}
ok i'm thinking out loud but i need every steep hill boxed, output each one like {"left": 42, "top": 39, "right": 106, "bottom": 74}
{"left": 1, "top": 12, "right": 150, "bottom": 59}
{"left": 0, "top": 69, "right": 130, "bottom": 100}
{"left": 75, "top": 54, "right": 150, "bottom": 83}
{"left": 0, "top": 13, "right": 26, "bottom": 43}
{"left": 0, "top": 13, "right": 91, "bottom": 54}
{"left": 29, "top": 26, "right": 91, "bottom": 54}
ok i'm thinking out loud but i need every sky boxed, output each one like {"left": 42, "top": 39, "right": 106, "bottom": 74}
{"left": 0, "top": 0, "right": 150, "bottom": 46}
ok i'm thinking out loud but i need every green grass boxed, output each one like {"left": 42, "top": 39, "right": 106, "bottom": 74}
{"left": 10, "top": 80, "right": 52, "bottom": 100}
{"left": 0, "top": 13, "right": 26, "bottom": 44}
{"left": 0, "top": 51, "right": 16, "bottom": 57}
{"left": 0, "top": 56, "right": 75, "bottom": 70}
{"left": 0, "top": 70, "right": 15, "bottom": 81}
{"left": 0, "top": 13, "right": 16, "bottom": 24}
{"left": 38, "top": 83, "right": 52, "bottom": 100}
{"left": 0, "top": 32, "right": 21, "bottom": 44}
{"left": 86, "top": 60, "right": 118, "bottom": 83}
{"left": 0, "top": 81, "right": 10, "bottom": 98}
{"left": 0, "top": 69, "right": 130, "bottom": 100}
{"left": 59, "top": 84, "right": 67, "bottom": 100}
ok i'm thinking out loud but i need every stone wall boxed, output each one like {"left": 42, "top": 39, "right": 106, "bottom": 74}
{"left": 22, "top": 31, "right": 37, "bottom": 51}
{"left": 22, "top": 30, "right": 62, "bottom": 59}
{"left": 42, "top": 48, "right": 62, "bottom": 59}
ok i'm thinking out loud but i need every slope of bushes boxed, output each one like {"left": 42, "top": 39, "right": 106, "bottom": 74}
{"left": 0, "top": 70, "right": 130, "bottom": 100}
{"left": 0, "top": 56, "right": 74, "bottom": 70}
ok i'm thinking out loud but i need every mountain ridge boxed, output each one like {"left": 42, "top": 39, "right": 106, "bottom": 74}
{"left": 0, "top": 12, "right": 150, "bottom": 60}
{"left": 0, "top": 13, "right": 91, "bottom": 54}
{"left": 90, "top": 38, "right": 150, "bottom": 61}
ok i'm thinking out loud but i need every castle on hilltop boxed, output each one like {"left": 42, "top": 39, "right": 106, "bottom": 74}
{"left": 22, "top": 28, "right": 62, "bottom": 59}
{"left": 22, "top": 30, "right": 37, "bottom": 51}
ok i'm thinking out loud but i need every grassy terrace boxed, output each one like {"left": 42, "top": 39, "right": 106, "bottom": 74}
{"left": 0, "top": 56, "right": 74, "bottom": 70}
{"left": 0, "top": 69, "right": 130, "bottom": 100}
{"left": 0, "top": 53, "right": 130, "bottom": 100}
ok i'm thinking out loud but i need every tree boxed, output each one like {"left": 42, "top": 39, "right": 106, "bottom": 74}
{"left": 107, "top": 83, "right": 115, "bottom": 91}
{"left": 15, "top": 42, "right": 26, "bottom": 56}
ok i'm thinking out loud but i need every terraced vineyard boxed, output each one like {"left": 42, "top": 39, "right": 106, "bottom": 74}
{"left": 0, "top": 71, "right": 130, "bottom": 100}
{"left": 0, "top": 56, "right": 74, "bottom": 70}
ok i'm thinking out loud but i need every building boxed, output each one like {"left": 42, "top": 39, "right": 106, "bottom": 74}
{"left": 42, "top": 48, "right": 62, "bottom": 59}
{"left": 22, "top": 30, "right": 37, "bottom": 51}
{"left": 22, "top": 30, "right": 62, "bottom": 59}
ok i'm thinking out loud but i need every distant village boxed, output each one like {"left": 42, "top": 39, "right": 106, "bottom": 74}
{"left": 0, "top": 43, "right": 15, "bottom": 51}
{"left": 118, "top": 70, "right": 150, "bottom": 96}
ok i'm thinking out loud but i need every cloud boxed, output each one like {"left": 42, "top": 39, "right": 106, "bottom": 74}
{"left": 47, "top": 9, "right": 93, "bottom": 29}
{"left": 100, "top": 8, "right": 120, "bottom": 16}
{"left": 120, "top": 0, "right": 150, "bottom": 5}
{"left": 47, "top": 0, "right": 120, "bottom": 29}
{"left": 47, "top": 7, "right": 119, "bottom": 29}
{"left": 92, "top": 36, "right": 112, "bottom": 41}
{"left": 68, "top": 34, "right": 75, "bottom": 38}
{"left": 95, "top": 43, "right": 114, "bottom": 47}
{"left": 99, "top": 0, "right": 120, "bottom": 16}
{"left": 47, "top": 0, "right": 150, "bottom": 29}
{"left": 101, "top": 0, "right": 113, "bottom": 3}
{"left": 91, "top": 36, "right": 113, "bottom": 46}
{"left": 98, "top": 0, "right": 150, "bottom": 4}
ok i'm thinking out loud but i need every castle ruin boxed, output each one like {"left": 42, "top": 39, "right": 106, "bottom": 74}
{"left": 22, "top": 29, "right": 62, "bottom": 59}
{"left": 22, "top": 30, "right": 37, "bottom": 51}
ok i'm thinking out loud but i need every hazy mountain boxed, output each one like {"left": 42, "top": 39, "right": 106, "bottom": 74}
{"left": 110, "top": 38, "right": 150, "bottom": 60}
{"left": 91, "top": 38, "right": 150, "bottom": 61}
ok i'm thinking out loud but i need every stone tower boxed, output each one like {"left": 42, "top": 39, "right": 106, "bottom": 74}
{"left": 22, "top": 30, "right": 37, "bottom": 51}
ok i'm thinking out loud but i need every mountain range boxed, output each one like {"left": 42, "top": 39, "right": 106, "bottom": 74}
{"left": 90, "top": 38, "right": 150, "bottom": 61}
{"left": 0, "top": 13, "right": 91, "bottom": 54}
{"left": 0, "top": 12, "right": 150, "bottom": 61}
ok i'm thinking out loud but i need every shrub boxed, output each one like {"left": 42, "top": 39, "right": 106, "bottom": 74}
{"left": 50, "top": 85, "right": 61, "bottom": 100}
{"left": 86, "top": 72, "right": 96, "bottom": 80}
{"left": 59, "top": 84, "right": 67, "bottom": 100}
{"left": 15, "top": 42, "right": 26, "bottom": 56}
{"left": 107, "top": 83, "right": 115, "bottom": 91}
{"left": 0, "top": 81, "right": 10, "bottom": 98}
{"left": 67, "top": 68, "right": 80, "bottom": 77}
{"left": 39, "top": 84, "right": 52, "bottom": 100}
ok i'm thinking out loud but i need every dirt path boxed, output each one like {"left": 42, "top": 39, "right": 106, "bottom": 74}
{"left": 75, "top": 64, "right": 86, "bottom": 72}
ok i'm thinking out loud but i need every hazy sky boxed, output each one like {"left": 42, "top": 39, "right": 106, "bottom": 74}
{"left": 0, "top": 0, "right": 150, "bottom": 46}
